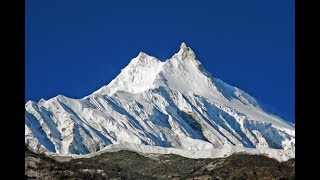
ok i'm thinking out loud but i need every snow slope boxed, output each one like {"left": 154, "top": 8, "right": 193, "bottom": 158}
{"left": 25, "top": 43, "right": 295, "bottom": 160}
{"left": 46, "top": 142, "right": 294, "bottom": 162}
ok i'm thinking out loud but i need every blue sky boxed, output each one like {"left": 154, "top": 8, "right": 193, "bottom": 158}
{"left": 26, "top": 0, "right": 294, "bottom": 122}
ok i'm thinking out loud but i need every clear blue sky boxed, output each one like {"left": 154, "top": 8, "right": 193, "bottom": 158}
{"left": 26, "top": 0, "right": 294, "bottom": 122}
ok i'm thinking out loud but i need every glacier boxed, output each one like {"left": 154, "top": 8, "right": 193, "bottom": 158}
{"left": 25, "top": 43, "right": 295, "bottom": 161}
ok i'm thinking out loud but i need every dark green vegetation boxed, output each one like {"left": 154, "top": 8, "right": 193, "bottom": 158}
{"left": 25, "top": 147, "right": 294, "bottom": 180}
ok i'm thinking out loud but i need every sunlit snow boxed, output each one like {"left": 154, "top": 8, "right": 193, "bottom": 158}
{"left": 25, "top": 43, "right": 294, "bottom": 161}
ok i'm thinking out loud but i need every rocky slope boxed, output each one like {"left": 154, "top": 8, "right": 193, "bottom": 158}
{"left": 25, "top": 147, "right": 295, "bottom": 180}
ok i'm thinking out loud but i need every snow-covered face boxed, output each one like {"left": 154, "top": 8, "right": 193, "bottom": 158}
{"left": 25, "top": 43, "right": 294, "bottom": 161}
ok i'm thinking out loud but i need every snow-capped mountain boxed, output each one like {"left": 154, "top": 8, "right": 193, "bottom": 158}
{"left": 25, "top": 43, "right": 295, "bottom": 161}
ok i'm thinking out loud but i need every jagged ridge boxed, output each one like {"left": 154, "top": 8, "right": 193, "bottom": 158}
{"left": 25, "top": 43, "right": 295, "bottom": 161}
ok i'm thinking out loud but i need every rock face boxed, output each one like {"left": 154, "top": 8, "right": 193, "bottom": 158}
{"left": 25, "top": 147, "right": 295, "bottom": 180}
{"left": 25, "top": 43, "right": 295, "bottom": 161}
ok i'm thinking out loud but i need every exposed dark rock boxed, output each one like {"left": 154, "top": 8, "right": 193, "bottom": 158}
{"left": 25, "top": 148, "right": 294, "bottom": 179}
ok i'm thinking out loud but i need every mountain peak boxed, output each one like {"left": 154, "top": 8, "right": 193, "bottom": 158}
{"left": 128, "top": 52, "right": 161, "bottom": 67}
{"left": 177, "top": 42, "right": 196, "bottom": 60}
{"left": 25, "top": 43, "right": 295, "bottom": 160}
{"left": 136, "top": 52, "right": 148, "bottom": 59}
{"left": 180, "top": 42, "right": 188, "bottom": 51}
